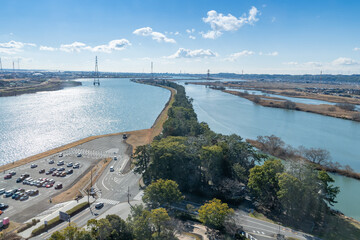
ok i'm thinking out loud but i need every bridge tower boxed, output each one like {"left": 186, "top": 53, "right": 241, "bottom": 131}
{"left": 93, "top": 56, "right": 100, "bottom": 86}
{"left": 207, "top": 69, "right": 210, "bottom": 79}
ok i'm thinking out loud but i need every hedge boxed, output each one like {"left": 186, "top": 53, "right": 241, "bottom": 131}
{"left": 31, "top": 202, "right": 89, "bottom": 237}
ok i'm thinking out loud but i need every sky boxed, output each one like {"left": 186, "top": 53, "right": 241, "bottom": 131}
{"left": 1, "top": 0, "right": 360, "bottom": 74}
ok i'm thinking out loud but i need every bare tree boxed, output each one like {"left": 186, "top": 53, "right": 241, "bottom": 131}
{"left": 300, "top": 147, "right": 331, "bottom": 165}
{"left": 257, "top": 135, "right": 285, "bottom": 156}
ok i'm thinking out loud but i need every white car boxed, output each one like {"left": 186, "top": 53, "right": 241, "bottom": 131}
{"left": 109, "top": 166, "right": 114, "bottom": 172}
{"left": 113, "top": 156, "right": 117, "bottom": 160}
{"left": 77, "top": 153, "right": 82, "bottom": 157}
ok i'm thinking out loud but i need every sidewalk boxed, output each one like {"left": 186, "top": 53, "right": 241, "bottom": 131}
{"left": 18, "top": 197, "right": 90, "bottom": 239}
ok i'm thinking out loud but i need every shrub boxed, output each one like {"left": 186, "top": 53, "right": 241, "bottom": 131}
{"left": 328, "top": 106, "right": 336, "bottom": 112}
{"left": 336, "top": 102, "right": 356, "bottom": 111}
{"left": 283, "top": 100, "right": 296, "bottom": 110}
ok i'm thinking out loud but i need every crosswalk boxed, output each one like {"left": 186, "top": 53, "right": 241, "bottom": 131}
{"left": 35, "top": 202, "right": 69, "bottom": 218}
{"left": 252, "top": 230, "right": 265, "bottom": 235}
{"left": 96, "top": 198, "right": 120, "bottom": 205}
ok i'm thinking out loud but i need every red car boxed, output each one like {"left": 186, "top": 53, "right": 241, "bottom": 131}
{"left": 4, "top": 174, "right": 12, "bottom": 179}
{"left": 46, "top": 183, "right": 53, "bottom": 188}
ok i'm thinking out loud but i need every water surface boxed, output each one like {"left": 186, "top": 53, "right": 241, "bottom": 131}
{"left": 0, "top": 78, "right": 170, "bottom": 165}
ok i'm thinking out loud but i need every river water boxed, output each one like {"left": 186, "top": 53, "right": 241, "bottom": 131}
{"left": 180, "top": 82, "right": 360, "bottom": 221}
{"left": 0, "top": 78, "right": 170, "bottom": 165}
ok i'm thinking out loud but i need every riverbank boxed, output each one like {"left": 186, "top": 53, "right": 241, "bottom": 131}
{"left": 224, "top": 90, "right": 360, "bottom": 122}
{"left": 247, "top": 138, "right": 360, "bottom": 180}
{"left": 0, "top": 81, "right": 175, "bottom": 204}
{"left": 0, "top": 79, "right": 81, "bottom": 97}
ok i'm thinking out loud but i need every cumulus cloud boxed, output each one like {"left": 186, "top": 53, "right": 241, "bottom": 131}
{"left": 189, "top": 35, "right": 196, "bottom": 40}
{"left": 133, "top": 27, "right": 176, "bottom": 43}
{"left": 202, "top": 6, "right": 259, "bottom": 39}
{"left": 0, "top": 40, "right": 36, "bottom": 54}
{"left": 39, "top": 46, "right": 57, "bottom": 51}
{"left": 228, "top": 50, "right": 255, "bottom": 61}
{"left": 47, "top": 39, "right": 132, "bottom": 53}
{"left": 354, "top": 47, "right": 360, "bottom": 51}
{"left": 91, "top": 39, "right": 131, "bottom": 53}
{"left": 59, "top": 42, "right": 88, "bottom": 52}
{"left": 332, "top": 57, "right": 358, "bottom": 66}
{"left": 167, "top": 48, "right": 217, "bottom": 59}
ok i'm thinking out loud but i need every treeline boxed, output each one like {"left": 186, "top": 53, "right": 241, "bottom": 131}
{"left": 133, "top": 81, "right": 342, "bottom": 234}
{"left": 135, "top": 81, "right": 264, "bottom": 202}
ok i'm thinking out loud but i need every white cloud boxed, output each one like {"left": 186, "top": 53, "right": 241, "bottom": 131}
{"left": 91, "top": 39, "right": 131, "bottom": 53}
{"left": 332, "top": 57, "right": 358, "bottom": 66}
{"left": 0, "top": 40, "right": 36, "bottom": 54}
{"left": 304, "top": 61, "right": 323, "bottom": 67}
{"left": 354, "top": 47, "right": 360, "bottom": 51}
{"left": 227, "top": 50, "right": 255, "bottom": 61}
{"left": 189, "top": 35, "right": 196, "bottom": 40}
{"left": 202, "top": 6, "right": 259, "bottom": 39}
{"left": 59, "top": 42, "right": 88, "bottom": 52}
{"left": 267, "top": 51, "right": 279, "bottom": 56}
{"left": 55, "top": 39, "right": 131, "bottom": 53}
{"left": 40, "top": 46, "right": 57, "bottom": 51}
{"left": 133, "top": 27, "right": 176, "bottom": 43}
{"left": 283, "top": 62, "right": 299, "bottom": 65}
{"left": 167, "top": 48, "right": 217, "bottom": 59}
{"left": 186, "top": 29, "right": 195, "bottom": 34}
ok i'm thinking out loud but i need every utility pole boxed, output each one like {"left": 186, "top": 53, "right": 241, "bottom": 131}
{"left": 127, "top": 186, "right": 131, "bottom": 204}
{"left": 207, "top": 69, "right": 210, "bottom": 80}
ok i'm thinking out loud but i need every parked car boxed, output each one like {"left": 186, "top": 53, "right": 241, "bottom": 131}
{"left": 9, "top": 171, "right": 16, "bottom": 176}
{"left": 67, "top": 162, "right": 73, "bottom": 167}
{"left": 123, "top": 134, "right": 127, "bottom": 139}
{"left": 0, "top": 203, "right": 9, "bottom": 210}
{"left": 60, "top": 172, "right": 67, "bottom": 177}
{"left": 4, "top": 174, "right": 12, "bottom": 179}
{"left": 46, "top": 183, "right": 53, "bottom": 188}
{"left": 58, "top": 167, "right": 65, "bottom": 171}
{"left": 21, "top": 173, "right": 30, "bottom": 178}
{"left": 20, "top": 195, "right": 29, "bottom": 201}
{"left": 48, "top": 159, "right": 54, "bottom": 164}
{"left": 39, "top": 169, "right": 45, "bottom": 174}
{"left": 46, "top": 171, "right": 52, "bottom": 175}
{"left": 113, "top": 156, "right": 117, "bottom": 160}
{"left": 95, "top": 202, "right": 104, "bottom": 209}
{"left": 67, "top": 169, "right": 73, "bottom": 174}
{"left": 16, "top": 177, "right": 23, "bottom": 183}
{"left": 31, "top": 164, "right": 37, "bottom": 168}
{"left": 55, "top": 183, "right": 63, "bottom": 189}
{"left": 0, "top": 189, "right": 5, "bottom": 195}
{"left": 77, "top": 153, "right": 82, "bottom": 157}
{"left": 73, "top": 163, "right": 80, "bottom": 169}
{"left": 110, "top": 166, "right": 114, "bottom": 172}
{"left": 57, "top": 160, "right": 64, "bottom": 166}
{"left": 59, "top": 153, "right": 63, "bottom": 157}
{"left": 4, "top": 191, "right": 13, "bottom": 198}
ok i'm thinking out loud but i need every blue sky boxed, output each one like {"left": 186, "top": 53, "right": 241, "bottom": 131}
{"left": 1, "top": 0, "right": 360, "bottom": 74}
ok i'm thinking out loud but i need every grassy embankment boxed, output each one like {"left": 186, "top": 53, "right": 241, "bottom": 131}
{"left": 0, "top": 83, "right": 176, "bottom": 204}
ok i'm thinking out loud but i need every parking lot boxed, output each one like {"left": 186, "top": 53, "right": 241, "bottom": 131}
{"left": 0, "top": 134, "right": 127, "bottom": 223}
{"left": 0, "top": 151, "right": 100, "bottom": 222}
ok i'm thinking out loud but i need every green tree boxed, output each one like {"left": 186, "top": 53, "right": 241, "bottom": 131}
{"left": 134, "top": 144, "right": 151, "bottom": 174}
{"left": 143, "top": 179, "right": 184, "bottom": 209}
{"left": 277, "top": 172, "right": 304, "bottom": 217}
{"left": 248, "top": 158, "right": 284, "bottom": 208}
{"left": 150, "top": 208, "right": 171, "bottom": 236}
{"left": 198, "top": 198, "right": 234, "bottom": 229}
{"left": 317, "top": 170, "right": 340, "bottom": 206}
{"left": 127, "top": 205, "right": 153, "bottom": 240}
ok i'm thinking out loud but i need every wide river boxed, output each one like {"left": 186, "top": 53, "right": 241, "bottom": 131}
{"left": 0, "top": 78, "right": 170, "bottom": 165}
{"left": 179, "top": 82, "right": 360, "bottom": 221}
{"left": 0, "top": 78, "right": 359, "bottom": 221}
